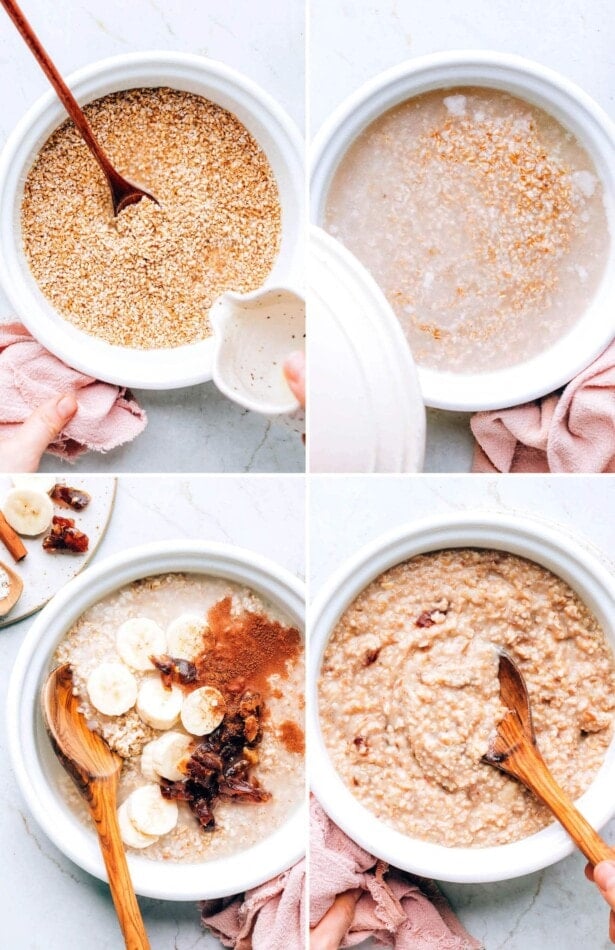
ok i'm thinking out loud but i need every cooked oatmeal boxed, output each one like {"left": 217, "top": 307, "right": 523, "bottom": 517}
{"left": 22, "top": 87, "right": 281, "bottom": 349}
{"left": 325, "top": 87, "right": 609, "bottom": 373}
{"left": 53, "top": 572, "right": 304, "bottom": 862}
{"left": 319, "top": 549, "right": 615, "bottom": 847}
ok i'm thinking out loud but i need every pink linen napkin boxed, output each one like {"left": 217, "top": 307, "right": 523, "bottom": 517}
{"left": 471, "top": 341, "right": 615, "bottom": 473}
{"left": 201, "top": 857, "right": 306, "bottom": 950}
{"left": 0, "top": 322, "right": 146, "bottom": 459}
{"left": 310, "top": 798, "right": 482, "bottom": 949}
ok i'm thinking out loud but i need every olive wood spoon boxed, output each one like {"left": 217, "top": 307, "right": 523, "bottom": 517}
{"left": 483, "top": 651, "right": 615, "bottom": 867}
{"left": 0, "top": 0, "right": 157, "bottom": 215}
{"left": 42, "top": 664, "right": 150, "bottom": 950}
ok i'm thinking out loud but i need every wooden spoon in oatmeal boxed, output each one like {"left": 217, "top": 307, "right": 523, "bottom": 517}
{"left": 43, "top": 664, "right": 150, "bottom": 950}
{"left": 483, "top": 651, "right": 615, "bottom": 866}
{"left": 0, "top": 0, "right": 157, "bottom": 216}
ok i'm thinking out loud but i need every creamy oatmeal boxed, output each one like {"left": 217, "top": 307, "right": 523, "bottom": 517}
{"left": 319, "top": 549, "right": 615, "bottom": 847}
{"left": 22, "top": 88, "right": 281, "bottom": 349}
{"left": 325, "top": 88, "right": 609, "bottom": 373}
{"left": 53, "top": 572, "right": 304, "bottom": 862}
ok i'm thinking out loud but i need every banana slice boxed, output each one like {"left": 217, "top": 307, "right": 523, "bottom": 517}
{"left": 128, "top": 783, "right": 178, "bottom": 837}
{"left": 116, "top": 618, "right": 167, "bottom": 671}
{"left": 3, "top": 487, "right": 53, "bottom": 536}
{"left": 11, "top": 475, "right": 56, "bottom": 494}
{"left": 181, "top": 686, "right": 226, "bottom": 736}
{"left": 136, "top": 676, "right": 183, "bottom": 730}
{"left": 151, "top": 732, "right": 194, "bottom": 782}
{"left": 87, "top": 662, "right": 137, "bottom": 716}
{"left": 140, "top": 740, "right": 159, "bottom": 781}
{"left": 117, "top": 800, "right": 159, "bottom": 849}
{"left": 166, "top": 613, "right": 207, "bottom": 660}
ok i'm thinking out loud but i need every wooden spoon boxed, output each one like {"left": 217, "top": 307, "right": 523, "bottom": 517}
{"left": 0, "top": 559, "right": 23, "bottom": 616}
{"left": 42, "top": 664, "right": 150, "bottom": 950}
{"left": 483, "top": 651, "right": 615, "bottom": 866}
{"left": 0, "top": 0, "right": 158, "bottom": 215}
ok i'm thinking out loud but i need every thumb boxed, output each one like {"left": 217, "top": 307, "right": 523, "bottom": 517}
{"left": 7, "top": 394, "right": 78, "bottom": 472}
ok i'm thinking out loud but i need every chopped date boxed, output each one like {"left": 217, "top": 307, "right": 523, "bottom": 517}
{"left": 415, "top": 611, "right": 436, "bottom": 628}
{"left": 42, "top": 516, "right": 89, "bottom": 554}
{"left": 151, "top": 654, "right": 197, "bottom": 689}
{"left": 157, "top": 690, "right": 271, "bottom": 836}
{"left": 50, "top": 484, "right": 91, "bottom": 511}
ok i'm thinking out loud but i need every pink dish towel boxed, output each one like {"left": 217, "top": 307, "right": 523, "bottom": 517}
{"left": 471, "top": 341, "right": 615, "bottom": 473}
{"left": 309, "top": 798, "right": 482, "bottom": 949}
{"left": 0, "top": 322, "right": 146, "bottom": 460}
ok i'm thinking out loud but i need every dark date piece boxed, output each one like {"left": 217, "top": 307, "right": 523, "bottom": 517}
{"left": 42, "top": 516, "right": 89, "bottom": 554}
{"left": 50, "top": 484, "right": 91, "bottom": 511}
{"left": 151, "top": 654, "right": 198, "bottom": 689}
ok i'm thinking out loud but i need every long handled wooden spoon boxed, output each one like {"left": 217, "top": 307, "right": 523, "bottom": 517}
{"left": 43, "top": 664, "right": 150, "bottom": 950}
{"left": 483, "top": 651, "right": 615, "bottom": 866}
{"left": 0, "top": 0, "right": 157, "bottom": 215}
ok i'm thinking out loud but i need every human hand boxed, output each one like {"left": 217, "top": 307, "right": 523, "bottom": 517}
{"left": 586, "top": 860, "right": 615, "bottom": 942}
{"left": 0, "top": 393, "right": 78, "bottom": 473}
{"left": 283, "top": 350, "right": 305, "bottom": 408}
{"left": 309, "top": 889, "right": 361, "bottom": 950}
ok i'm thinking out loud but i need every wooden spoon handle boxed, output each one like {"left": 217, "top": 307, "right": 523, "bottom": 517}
{"left": 89, "top": 779, "right": 151, "bottom": 950}
{"left": 514, "top": 738, "right": 615, "bottom": 866}
{"left": 0, "top": 0, "right": 116, "bottom": 181}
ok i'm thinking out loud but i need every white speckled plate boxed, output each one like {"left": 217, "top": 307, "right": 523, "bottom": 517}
{"left": 0, "top": 476, "right": 116, "bottom": 628}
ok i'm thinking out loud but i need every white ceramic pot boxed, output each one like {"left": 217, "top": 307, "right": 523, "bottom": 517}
{"left": 309, "top": 511, "right": 615, "bottom": 883}
{"left": 6, "top": 540, "right": 305, "bottom": 900}
{"left": 309, "top": 226, "right": 426, "bottom": 472}
{"left": 311, "top": 52, "right": 615, "bottom": 411}
{"left": 0, "top": 51, "right": 304, "bottom": 389}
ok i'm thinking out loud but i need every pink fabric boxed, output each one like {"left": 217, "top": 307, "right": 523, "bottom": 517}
{"left": 201, "top": 858, "right": 305, "bottom": 950}
{"left": 309, "top": 798, "right": 482, "bottom": 950}
{"left": 0, "top": 323, "right": 146, "bottom": 459}
{"left": 471, "top": 341, "right": 615, "bottom": 473}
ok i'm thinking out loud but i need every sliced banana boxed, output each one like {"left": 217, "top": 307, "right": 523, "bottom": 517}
{"left": 3, "top": 487, "right": 53, "bottom": 536}
{"left": 140, "top": 740, "right": 159, "bottom": 781}
{"left": 117, "top": 799, "right": 159, "bottom": 849}
{"left": 136, "top": 675, "right": 183, "bottom": 730}
{"left": 116, "top": 618, "right": 167, "bottom": 671}
{"left": 128, "top": 783, "right": 178, "bottom": 837}
{"left": 11, "top": 474, "right": 56, "bottom": 494}
{"left": 181, "top": 686, "right": 226, "bottom": 736}
{"left": 87, "top": 662, "right": 137, "bottom": 716}
{"left": 166, "top": 613, "right": 207, "bottom": 660}
{"left": 151, "top": 732, "right": 194, "bottom": 782}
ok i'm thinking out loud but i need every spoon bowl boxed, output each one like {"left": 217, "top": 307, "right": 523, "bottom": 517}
{"left": 43, "top": 663, "right": 150, "bottom": 949}
{"left": 483, "top": 650, "right": 615, "bottom": 867}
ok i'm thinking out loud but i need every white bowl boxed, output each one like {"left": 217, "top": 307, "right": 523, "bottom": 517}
{"left": 309, "top": 226, "right": 426, "bottom": 472}
{"left": 311, "top": 52, "right": 615, "bottom": 411}
{"left": 6, "top": 540, "right": 305, "bottom": 900}
{"left": 309, "top": 511, "right": 615, "bottom": 883}
{"left": 0, "top": 51, "right": 304, "bottom": 390}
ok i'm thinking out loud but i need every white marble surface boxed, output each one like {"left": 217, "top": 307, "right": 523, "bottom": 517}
{"left": 0, "top": 0, "right": 305, "bottom": 473}
{"left": 0, "top": 475, "right": 305, "bottom": 948}
{"left": 309, "top": 0, "right": 615, "bottom": 473}
{"left": 309, "top": 474, "right": 615, "bottom": 949}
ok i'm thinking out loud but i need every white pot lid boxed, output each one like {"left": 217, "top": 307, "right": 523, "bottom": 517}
{"left": 309, "top": 226, "right": 426, "bottom": 472}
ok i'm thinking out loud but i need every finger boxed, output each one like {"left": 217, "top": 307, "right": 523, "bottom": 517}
{"left": 310, "top": 889, "right": 361, "bottom": 950}
{"left": 2, "top": 394, "right": 77, "bottom": 473}
{"left": 283, "top": 351, "right": 306, "bottom": 408}
{"left": 594, "top": 861, "right": 615, "bottom": 910}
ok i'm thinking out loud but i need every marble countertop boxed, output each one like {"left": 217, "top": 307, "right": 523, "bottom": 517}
{"left": 0, "top": 475, "right": 305, "bottom": 948}
{"left": 310, "top": 474, "right": 615, "bottom": 949}
{"left": 0, "top": 0, "right": 305, "bottom": 473}
{"left": 310, "top": 0, "right": 615, "bottom": 473}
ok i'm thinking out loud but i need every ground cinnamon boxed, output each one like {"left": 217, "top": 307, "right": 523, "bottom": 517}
{"left": 278, "top": 720, "right": 305, "bottom": 755}
{"left": 0, "top": 513, "right": 27, "bottom": 561}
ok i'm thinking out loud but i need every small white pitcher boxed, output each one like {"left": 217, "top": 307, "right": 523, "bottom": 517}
{"left": 210, "top": 285, "right": 305, "bottom": 436}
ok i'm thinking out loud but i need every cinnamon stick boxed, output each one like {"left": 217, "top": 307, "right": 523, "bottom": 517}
{"left": 0, "top": 512, "right": 27, "bottom": 561}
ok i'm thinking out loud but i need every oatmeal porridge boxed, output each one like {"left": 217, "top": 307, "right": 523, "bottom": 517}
{"left": 53, "top": 572, "right": 304, "bottom": 862}
{"left": 318, "top": 549, "right": 615, "bottom": 847}
{"left": 22, "top": 88, "right": 281, "bottom": 349}
{"left": 324, "top": 87, "right": 609, "bottom": 374}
